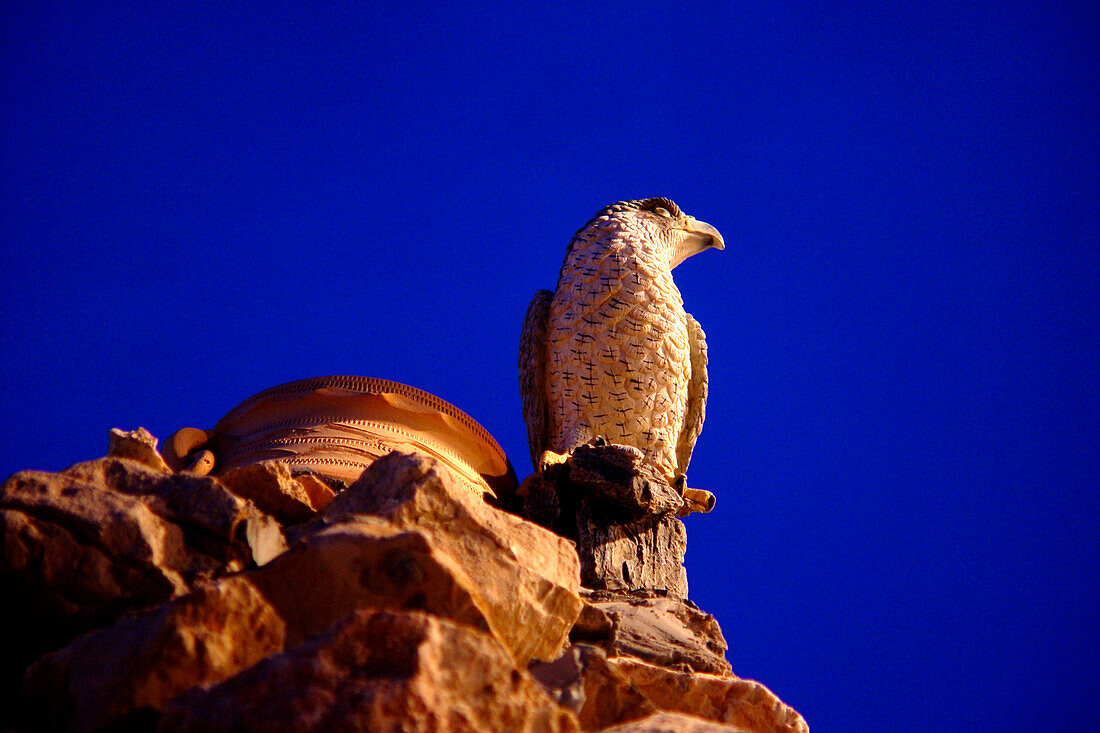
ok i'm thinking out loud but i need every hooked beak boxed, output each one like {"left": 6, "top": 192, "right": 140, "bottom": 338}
{"left": 669, "top": 215, "right": 724, "bottom": 268}
{"left": 683, "top": 216, "right": 724, "bottom": 250}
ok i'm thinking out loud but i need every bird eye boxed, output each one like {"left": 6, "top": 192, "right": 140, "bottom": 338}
{"left": 654, "top": 207, "right": 672, "bottom": 217}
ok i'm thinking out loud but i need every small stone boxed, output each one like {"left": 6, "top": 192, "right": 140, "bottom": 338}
{"left": 292, "top": 471, "right": 336, "bottom": 510}
{"left": 238, "top": 512, "right": 289, "bottom": 566}
{"left": 107, "top": 427, "right": 172, "bottom": 473}
{"left": 219, "top": 462, "right": 328, "bottom": 525}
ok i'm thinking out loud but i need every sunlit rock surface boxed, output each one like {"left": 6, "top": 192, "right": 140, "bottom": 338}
{"left": 3, "top": 428, "right": 805, "bottom": 732}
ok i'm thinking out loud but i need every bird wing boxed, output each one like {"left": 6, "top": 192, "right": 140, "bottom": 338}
{"left": 676, "top": 312, "right": 709, "bottom": 476}
{"left": 519, "top": 289, "right": 554, "bottom": 471}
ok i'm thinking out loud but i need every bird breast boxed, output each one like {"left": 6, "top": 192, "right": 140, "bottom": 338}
{"left": 545, "top": 238, "right": 690, "bottom": 478}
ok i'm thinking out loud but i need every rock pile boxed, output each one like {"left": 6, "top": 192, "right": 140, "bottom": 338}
{"left": 1, "top": 428, "right": 806, "bottom": 732}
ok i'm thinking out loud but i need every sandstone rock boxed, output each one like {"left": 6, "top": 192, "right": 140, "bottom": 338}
{"left": 529, "top": 643, "right": 654, "bottom": 731}
{"left": 237, "top": 511, "right": 289, "bottom": 566}
{"left": 1, "top": 471, "right": 191, "bottom": 628}
{"left": 571, "top": 590, "right": 730, "bottom": 675}
{"left": 1, "top": 424, "right": 810, "bottom": 733}
{"left": 0, "top": 455, "right": 284, "bottom": 716}
{"left": 567, "top": 444, "right": 685, "bottom": 521}
{"left": 293, "top": 470, "right": 339, "bottom": 508}
{"left": 607, "top": 658, "right": 808, "bottom": 733}
{"left": 2, "top": 483, "right": 189, "bottom": 728}
{"left": 219, "top": 462, "right": 333, "bottom": 525}
{"left": 107, "top": 427, "right": 172, "bottom": 473}
{"left": 315, "top": 451, "right": 583, "bottom": 664}
{"left": 577, "top": 514, "right": 687, "bottom": 597}
{"left": 18, "top": 516, "right": 505, "bottom": 730}
{"left": 61, "top": 457, "right": 282, "bottom": 562}
{"left": 600, "top": 711, "right": 757, "bottom": 733}
{"left": 520, "top": 444, "right": 690, "bottom": 597}
{"left": 159, "top": 609, "right": 579, "bottom": 733}
{"left": 22, "top": 577, "right": 285, "bottom": 733}
{"left": 247, "top": 518, "right": 493, "bottom": 648}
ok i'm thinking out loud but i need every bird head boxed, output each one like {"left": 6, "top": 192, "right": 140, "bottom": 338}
{"left": 582, "top": 197, "right": 724, "bottom": 269}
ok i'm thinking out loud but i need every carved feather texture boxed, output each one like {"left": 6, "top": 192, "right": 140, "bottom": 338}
{"left": 519, "top": 289, "right": 553, "bottom": 469}
{"left": 520, "top": 201, "right": 713, "bottom": 482}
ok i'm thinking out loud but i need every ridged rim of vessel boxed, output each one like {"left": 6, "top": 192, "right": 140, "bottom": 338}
{"left": 216, "top": 375, "right": 508, "bottom": 468}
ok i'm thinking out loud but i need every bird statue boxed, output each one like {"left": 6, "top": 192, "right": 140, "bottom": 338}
{"left": 519, "top": 197, "right": 724, "bottom": 490}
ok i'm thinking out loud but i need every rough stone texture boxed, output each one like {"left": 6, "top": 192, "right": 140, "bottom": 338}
{"left": 578, "top": 513, "right": 687, "bottom": 596}
{"left": 1, "top": 479, "right": 188, "bottom": 725}
{"left": 107, "top": 426, "right": 172, "bottom": 473}
{"left": 314, "top": 451, "right": 583, "bottom": 664}
{"left": 22, "top": 577, "right": 285, "bottom": 733}
{"left": 1, "top": 430, "right": 808, "bottom": 732}
{"left": 608, "top": 658, "right": 809, "bottom": 733}
{"left": 521, "top": 444, "right": 689, "bottom": 597}
{"left": 159, "top": 609, "right": 580, "bottom": 733}
{"left": 567, "top": 444, "right": 685, "bottom": 521}
{"left": 572, "top": 590, "right": 730, "bottom": 675}
{"left": 219, "top": 461, "right": 334, "bottom": 525}
{"left": 0, "top": 448, "right": 287, "bottom": 727}
{"left": 17, "top": 516, "right": 516, "bottom": 731}
{"left": 293, "top": 470, "right": 340, "bottom": 507}
{"left": 529, "top": 643, "right": 654, "bottom": 731}
{"left": 600, "top": 711, "right": 756, "bottom": 733}
{"left": 60, "top": 457, "right": 285, "bottom": 564}
{"left": 531, "top": 639, "right": 803, "bottom": 733}
{"left": 2, "top": 470, "right": 191, "bottom": 630}
{"left": 249, "top": 518, "right": 494, "bottom": 648}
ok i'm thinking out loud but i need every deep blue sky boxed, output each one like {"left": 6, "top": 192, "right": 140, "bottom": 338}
{"left": 2, "top": 2, "right": 1097, "bottom": 730}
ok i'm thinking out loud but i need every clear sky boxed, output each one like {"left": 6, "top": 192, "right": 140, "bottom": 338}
{"left": 2, "top": 2, "right": 1097, "bottom": 730}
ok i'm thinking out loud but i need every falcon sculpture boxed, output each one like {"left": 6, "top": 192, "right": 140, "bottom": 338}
{"left": 519, "top": 197, "right": 724, "bottom": 486}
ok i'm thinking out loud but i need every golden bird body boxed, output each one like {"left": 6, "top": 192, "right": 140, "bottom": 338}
{"left": 519, "top": 198, "right": 723, "bottom": 484}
